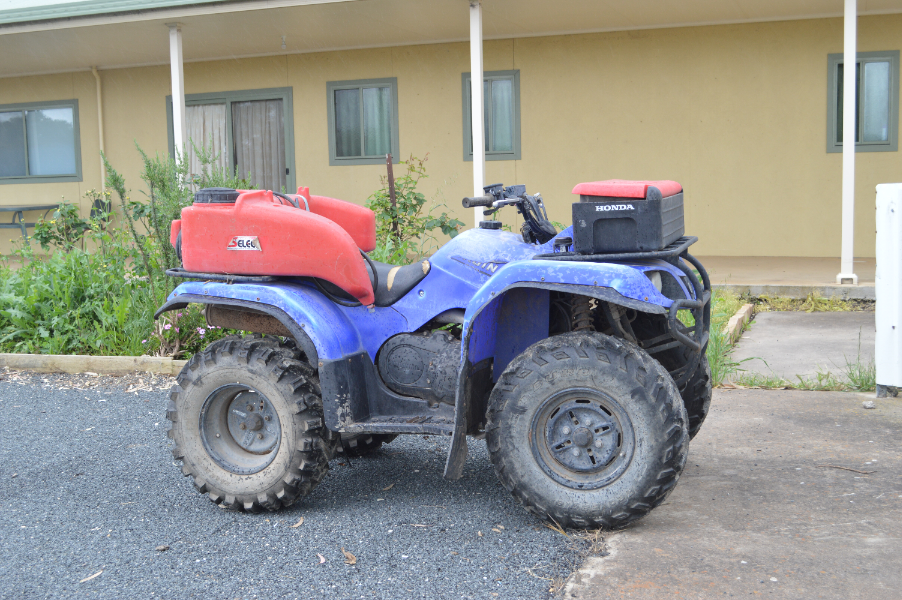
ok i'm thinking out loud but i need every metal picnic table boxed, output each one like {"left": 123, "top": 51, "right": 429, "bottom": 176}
{"left": 0, "top": 204, "right": 60, "bottom": 243}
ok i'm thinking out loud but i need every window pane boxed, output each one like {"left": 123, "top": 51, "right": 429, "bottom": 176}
{"left": 862, "top": 61, "right": 891, "bottom": 142}
{"left": 467, "top": 79, "right": 494, "bottom": 153}
{"left": 334, "top": 88, "right": 361, "bottom": 158}
{"left": 836, "top": 63, "right": 844, "bottom": 144}
{"left": 25, "top": 107, "right": 76, "bottom": 175}
{"left": 483, "top": 80, "right": 490, "bottom": 152}
{"left": 0, "top": 111, "right": 26, "bottom": 177}
{"left": 186, "top": 103, "right": 228, "bottom": 180}
{"left": 491, "top": 79, "right": 513, "bottom": 152}
{"left": 362, "top": 86, "right": 391, "bottom": 156}
{"left": 835, "top": 63, "right": 862, "bottom": 144}
{"left": 231, "top": 99, "right": 286, "bottom": 192}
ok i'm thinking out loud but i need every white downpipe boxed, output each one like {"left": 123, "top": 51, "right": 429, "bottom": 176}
{"left": 91, "top": 66, "right": 105, "bottom": 192}
{"left": 837, "top": 0, "right": 858, "bottom": 285}
{"left": 469, "top": 0, "right": 485, "bottom": 224}
{"left": 875, "top": 184, "right": 902, "bottom": 395}
{"left": 168, "top": 23, "right": 187, "bottom": 161}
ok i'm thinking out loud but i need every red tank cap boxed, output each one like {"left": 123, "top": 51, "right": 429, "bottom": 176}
{"left": 572, "top": 179, "right": 682, "bottom": 199}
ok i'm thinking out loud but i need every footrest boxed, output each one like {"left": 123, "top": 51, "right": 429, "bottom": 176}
{"left": 341, "top": 415, "right": 454, "bottom": 436}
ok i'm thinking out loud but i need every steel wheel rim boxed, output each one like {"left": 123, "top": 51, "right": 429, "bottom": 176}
{"left": 530, "top": 387, "right": 635, "bottom": 490}
{"left": 199, "top": 384, "right": 282, "bottom": 475}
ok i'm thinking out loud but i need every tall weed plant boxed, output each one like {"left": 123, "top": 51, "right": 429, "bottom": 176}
{"left": 1, "top": 146, "right": 461, "bottom": 358}
{"left": 366, "top": 154, "right": 464, "bottom": 264}
{"left": 0, "top": 141, "right": 248, "bottom": 358}
{"left": 0, "top": 211, "right": 149, "bottom": 355}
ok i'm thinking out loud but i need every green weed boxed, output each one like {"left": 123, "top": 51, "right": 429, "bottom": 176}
{"left": 0, "top": 241, "right": 148, "bottom": 356}
{"left": 0, "top": 142, "right": 250, "bottom": 358}
{"left": 732, "top": 364, "right": 875, "bottom": 392}
{"left": 677, "top": 288, "right": 747, "bottom": 386}
{"left": 366, "top": 154, "right": 464, "bottom": 264}
{"left": 754, "top": 292, "right": 871, "bottom": 313}
{"left": 731, "top": 335, "right": 876, "bottom": 393}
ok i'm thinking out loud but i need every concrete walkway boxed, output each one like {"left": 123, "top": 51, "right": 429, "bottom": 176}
{"left": 565, "top": 389, "right": 902, "bottom": 599}
{"left": 731, "top": 311, "right": 875, "bottom": 380}
{"left": 699, "top": 256, "right": 876, "bottom": 299}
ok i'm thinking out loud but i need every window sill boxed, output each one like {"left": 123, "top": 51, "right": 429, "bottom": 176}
{"left": 464, "top": 153, "right": 521, "bottom": 162}
{"left": 0, "top": 174, "right": 82, "bottom": 185}
{"left": 329, "top": 156, "right": 399, "bottom": 166}
{"left": 826, "top": 143, "right": 898, "bottom": 153}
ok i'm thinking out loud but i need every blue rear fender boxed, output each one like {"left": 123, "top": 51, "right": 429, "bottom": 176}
{"left": 159, "top": 280, "right": 408, "bottom": 363}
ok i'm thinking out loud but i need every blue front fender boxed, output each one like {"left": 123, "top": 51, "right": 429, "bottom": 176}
{"left": 463, "top": 259, "right": 672, "bottom": 326}
{"left": 443, "top": 259, "right": 678, "bottom": 480}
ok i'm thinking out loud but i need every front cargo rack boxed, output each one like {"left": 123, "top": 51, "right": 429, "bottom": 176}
{"left": 532, "top": 236, "right": 697, "bottom": 262}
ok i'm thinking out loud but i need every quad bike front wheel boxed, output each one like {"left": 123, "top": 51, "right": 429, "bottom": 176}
{"left": 166, "top": 335, "right": 338, "bottom": 511}
{"left": 485, "top": 332, "right": 689, "bottom": 529}
{"left": 681, "top": 354, "right": 712, "bottom": 439}
{"left": 628, "top": 316, "right": 712, "bottom": 440}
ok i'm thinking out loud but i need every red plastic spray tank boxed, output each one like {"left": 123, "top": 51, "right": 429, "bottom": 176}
{"left": 171, "top": 187, "right": 377, "bottom": 306}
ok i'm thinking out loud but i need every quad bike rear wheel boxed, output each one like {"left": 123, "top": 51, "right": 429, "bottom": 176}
{"left": 166, "top": 334, "right": 338, "bottom": 511}
{"left": 338, "top": 433, "right": 398, "bottom": 457}
{"left": 485, "top": 332, "right": 689, "bottom": 529}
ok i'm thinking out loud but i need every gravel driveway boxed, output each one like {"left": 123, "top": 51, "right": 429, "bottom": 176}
{"left": 0, "top": 373, "right": 582, "bottom": 599}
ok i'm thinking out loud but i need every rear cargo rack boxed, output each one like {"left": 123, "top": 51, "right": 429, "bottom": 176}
{"left": 166, "top": 268, "right": 280, "bottom": 284}
{"left": 532, "top": 236, "right": 697, "bottom": 262}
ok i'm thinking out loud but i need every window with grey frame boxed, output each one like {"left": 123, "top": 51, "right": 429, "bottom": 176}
{"left": 0, "top": 100, "right": 81, "bottom": 184}
{"left": 827, "top": 51, "right": 899, "bottom": 152}
{"left": 167, "top": 87, "right": 294, "bottom": 192}
{"left": 462, "top": 70, "right": 521, "bottom": 161}
{"left": 326, "top": 78, "right": 399, "bottom": 165}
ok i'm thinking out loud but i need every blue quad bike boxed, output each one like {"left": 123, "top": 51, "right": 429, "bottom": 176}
{"left": 158, "top": 183, "right": 711, "bottom": 528}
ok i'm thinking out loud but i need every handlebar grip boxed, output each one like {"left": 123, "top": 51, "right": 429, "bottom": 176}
{"left": 462, "top": 195, "right": 494, "bottom": 208}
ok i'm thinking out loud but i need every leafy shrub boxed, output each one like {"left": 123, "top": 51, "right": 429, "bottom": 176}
{"left": 0, "top": 143, "right": 249, "bottom": 358}
{"left": 31, "top": 202, "right": 89, "bottom": 251}
{"left": 365, "top": 154, "right": 464, "bottom": 264}
{"left": 103, "top": 142, "right": 251, "bottom": 297}
{"left": 1, "top": 147, "right": 465, "bottom": 358}
{"left": 0, "top": 227, "right": 148, "bottom": 355}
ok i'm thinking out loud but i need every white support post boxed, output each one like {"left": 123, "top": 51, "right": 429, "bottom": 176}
{"left": 168, "top": 23, "right": 187, "bottom": 162}
{"left": 837, "top": 0, "right": 858, "bottom": 285}
{"left": 469, "top": 0, "right": 485, "bottom": 225}
{"left": 875, "top": 184, "right": 902, "bottom": 396}
{"left": 91, "top": 67, "right": 105, "bottom": 192}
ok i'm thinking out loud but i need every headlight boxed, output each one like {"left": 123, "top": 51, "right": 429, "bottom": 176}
{"left": 645, "top": 270, "right": 663, "bottom": 292}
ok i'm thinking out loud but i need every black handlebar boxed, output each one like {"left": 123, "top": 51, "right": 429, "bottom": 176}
{"left": 461, "top": 195, "right": 494, "bottom": 208}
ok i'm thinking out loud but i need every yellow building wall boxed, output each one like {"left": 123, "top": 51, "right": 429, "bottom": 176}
{"left": 0, "top": 71, "right": 102, "bottom": 253}
{"left": 1, "top": 14, "right": 899, "bottom": 257}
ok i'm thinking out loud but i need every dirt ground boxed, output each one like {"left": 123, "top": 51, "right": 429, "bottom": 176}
{"left": 564, "top": 389, "right": 902, "bottom": 600}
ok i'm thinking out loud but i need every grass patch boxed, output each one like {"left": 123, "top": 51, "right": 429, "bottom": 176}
{"left": 703, "top": 291, "right": 875, "bottom": 389}
{"left": 730, "top": 333, "right": 876, "bottom": 392}
{"left": 706, "top": 289, "right": 746, "bottom": 386}
{"left": 678, "top": 288, "right": 747, "bottom": 387}
{"left": 754, "top": 292, "right": 873, "bottom": 313}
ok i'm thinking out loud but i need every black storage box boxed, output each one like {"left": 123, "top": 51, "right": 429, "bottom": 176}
{"left": 571, "top": 180, "right": 684, "bottom": 254}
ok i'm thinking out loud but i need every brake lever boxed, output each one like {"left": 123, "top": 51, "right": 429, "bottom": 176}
{"left": 494, "top": 198, "right": 521, "bottom": 208}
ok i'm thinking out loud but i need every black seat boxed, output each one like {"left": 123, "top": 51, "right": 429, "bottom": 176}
{"left": 314, "top": 259, "right": 431, "bottom": 307}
